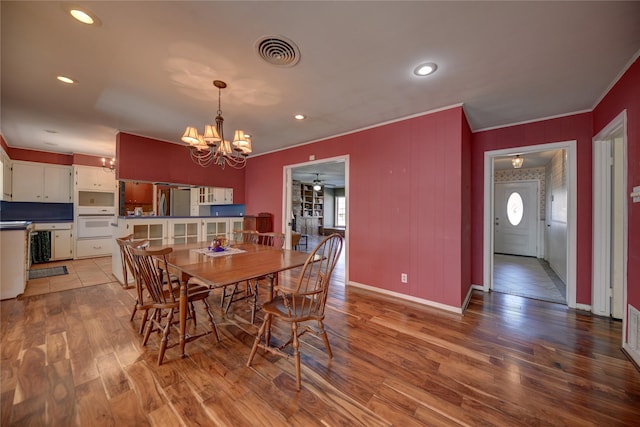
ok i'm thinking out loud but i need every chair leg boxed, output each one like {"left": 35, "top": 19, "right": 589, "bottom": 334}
{"left": 189, "top": 302, "right": 197, "bottom": 327}
{"left": 157, "top": 309, "right": 173, "bottom": 365}
{"left": 292, "top": 322, "right": 301, "bottom": 391}
{"left": 130, "top": 301, "right": 138, "bottom": 321}
{"left": 142, "top": 308, "right": 156, "bottom": 346}
{"left": 201, "top": 297, "right": 220, "bottom": 342}
{"left": 250, "top": 281, "right": 259, "bottom": 324}
{"left": 318, "top": 320, "right": 333, "bottom": 358}
{"left": 138, "top": 309, "right": 149, "bottom": 335}
{"left": 247, "top": 313, "right": 270, "bottom": 367}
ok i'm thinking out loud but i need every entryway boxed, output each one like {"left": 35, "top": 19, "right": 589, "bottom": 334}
{"left": 483, "top": 141, "right": 577, "bottom": 308}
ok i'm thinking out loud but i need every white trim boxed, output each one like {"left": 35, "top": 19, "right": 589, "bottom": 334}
{"left": 575, "top": 303, "right": 592, "bottom": 312}
{"left": 484, "top": 140, "right": 578, "bottom": 308}
{"left": 252, "top": 103, "right": 464, "bottom": 158}
{"left": 592, "top": 110, "right": 628, "bottom": 342}
{"left": 592, "top": 140, "right": 612, "bottom": 316}
{"left": 475, "top": 110, "right": 592, "bottom": 134}
{"left": 348, "top": 281, "right": 464, "bottom": 314}
{"left": 461, "top": 285, "right": 475, "bottom": 313}
{"left": 283, "top": 155, "right": 350, "bottom": 285}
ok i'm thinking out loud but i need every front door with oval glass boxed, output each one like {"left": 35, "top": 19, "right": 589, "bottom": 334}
{"left": 494, "top": 181, "right": 538, "bottom": 257}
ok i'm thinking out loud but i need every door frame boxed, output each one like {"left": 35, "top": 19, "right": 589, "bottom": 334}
{"left": 483, "top": 140, "right": 578, "bottom": 308}
{"left": 592, "top": 110, "right": 628, "bottom": 320}
{"left": 282, "top": 155, "right": 349, "bottom": 283}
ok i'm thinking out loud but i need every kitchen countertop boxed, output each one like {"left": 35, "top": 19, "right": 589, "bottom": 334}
{"left": 117, "top": 215, "right": 244, "bottom": 219}
{"left": 0, "top": 221, "right": 33, "bottom": 230}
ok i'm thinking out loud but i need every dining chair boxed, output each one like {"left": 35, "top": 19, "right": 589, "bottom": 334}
{"left": 129, "top": 246, "right": 220, "bottom": 365}
{"left": 221, "top": 231, "right": 284, "bottom": 323}
{"left": 246, "top": 233, "right": 343, "bottom": 390}
{"left": 231, "top": 229, "right": 259, "bottom": 244}
{"left": 116, "top": 235, "right": 152, "bottom": 334}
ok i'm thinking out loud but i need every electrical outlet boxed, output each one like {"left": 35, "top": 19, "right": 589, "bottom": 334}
{"left": 401, "top": 273, "right": 408, "bottom": 283}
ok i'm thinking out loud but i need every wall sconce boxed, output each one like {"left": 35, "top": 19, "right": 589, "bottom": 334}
{"left": 102, "top": 157, "right": 115, "bottom": 172}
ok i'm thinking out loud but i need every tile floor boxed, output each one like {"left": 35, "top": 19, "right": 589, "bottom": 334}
{"left": 22, "top": 256, "right": 116, "bottom": 297}
{"left": 493, "top": 253, "right": 567, "bottom": 304}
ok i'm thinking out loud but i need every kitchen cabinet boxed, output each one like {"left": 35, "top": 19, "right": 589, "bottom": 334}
{"left": 124, "top": 182, "right": 153, "bottom": 204}
{"left": 112, "top": 216, "right": 244, "bottom": 284}
{"left": 74, "top": 165, "right": 116, "bottom": 191}
{"left": 1, "top": 152, "right": 11, "bottom": 201}
{"left": 33, "top": 223, "right": 73, "bottom": 260}
{"left": 0, "top": 226, "right": 30, "bottom": 299}
{"left": 76, "top": 238, "right": 111, "bottom": 258}
{"left": 11, "top": 161, "right": 72, "bottom": 202}
{"left": 197, "top": 187, "right": 233, "bottom": 205}
{"left": 201, "top": 217, "right": 243, "bottom": 242}
{"left": 168, "top": 219, "right": 200, "bottom": 244}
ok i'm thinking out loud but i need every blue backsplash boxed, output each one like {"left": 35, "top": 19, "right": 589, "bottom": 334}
{"left": 208, "top": 204, "right": 245, "bottom": 217}
{"left": 0, "top": 201, "right": 74, "bottom": 222}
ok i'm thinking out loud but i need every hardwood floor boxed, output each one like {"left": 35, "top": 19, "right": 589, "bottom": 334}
{"left": 1, "top": 257, "right": 639, "bottom": 426}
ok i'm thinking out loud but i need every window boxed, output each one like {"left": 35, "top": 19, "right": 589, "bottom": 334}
{"left": 506, "top": 192, "right": 524, "bottom": 226}
{"left": 335, "top": 196, "right": 346, "bottom": 227}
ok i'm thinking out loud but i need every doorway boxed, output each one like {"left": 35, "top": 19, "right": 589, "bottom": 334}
{"left": 282, "top": 156, "right": 349, "bottom": 285}
{"left": 592, "top": 111, "right": 627, "bottom": 320}
{"left": 484, "top": 141, "right": 577, "bottom": 308}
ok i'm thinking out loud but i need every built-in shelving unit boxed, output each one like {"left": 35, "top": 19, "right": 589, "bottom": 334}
{"left": 298, "top": 184, "right": 323, "bottom": 235}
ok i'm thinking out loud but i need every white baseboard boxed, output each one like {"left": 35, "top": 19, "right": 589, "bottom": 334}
{"left": 623, "top": 343, "right": 640, "bottom": 369}
{"left": 575, "top": 303, "right": 592, "bottom": 312}
{"left": 347, "top": 281, "right": 464, "bottom": 314}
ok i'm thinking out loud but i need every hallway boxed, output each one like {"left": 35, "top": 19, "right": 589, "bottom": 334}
{"left": 493, "top": 253, "right": 566, "bottom": 304}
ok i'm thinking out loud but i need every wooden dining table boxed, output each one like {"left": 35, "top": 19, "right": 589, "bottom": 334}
{"left": 157, "top": 241, "right": 311, "bottom": 358}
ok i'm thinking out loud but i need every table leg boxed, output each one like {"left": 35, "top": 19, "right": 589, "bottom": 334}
{"left": 179, "top": 281, "right": 187, "bottom": 358}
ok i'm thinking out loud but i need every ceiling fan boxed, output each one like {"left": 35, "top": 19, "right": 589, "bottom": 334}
{"left": 312, "top": 174, "right": 323, "bottom": 191}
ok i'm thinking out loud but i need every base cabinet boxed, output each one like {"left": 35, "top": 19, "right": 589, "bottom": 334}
{"left": 76, "top": 238, "right": 111, "bottom": 258}
{"left": 33, "top": 223, "right": 74, "bottom": 260}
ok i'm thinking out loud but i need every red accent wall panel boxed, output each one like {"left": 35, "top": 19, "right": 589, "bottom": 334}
{"left": 246, "top": 107, "right": 469, "bottom": 308}
{"left": 2, "top": 146, "right": 73, "bottom": 165}
{"left": 116, "top": 132, "right": 245, "bottom": 204}
{"left": 471, "top": 112, "right": 594, "bottom": 304}
{"left": 593, "top": 58, "right": 640, "bottom": 312}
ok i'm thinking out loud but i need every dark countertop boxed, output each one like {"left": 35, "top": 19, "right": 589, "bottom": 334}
{"left": 117, "top": 215, "right": 244, "bottom": 219}
{"left": 0, "top": 221, "right": 33, "bottom": 231}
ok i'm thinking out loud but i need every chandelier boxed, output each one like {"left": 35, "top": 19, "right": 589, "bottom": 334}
{"left": 181, "top": 80, "right": 252, "bottom": 169}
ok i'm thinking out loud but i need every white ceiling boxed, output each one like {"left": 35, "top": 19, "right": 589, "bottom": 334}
{"left": 2, "top": 2, "right": 639, "bottom": 162}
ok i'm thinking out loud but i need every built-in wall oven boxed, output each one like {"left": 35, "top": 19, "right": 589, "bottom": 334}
{"left": 77, "top": 206, "right": 115, "bottom": 238}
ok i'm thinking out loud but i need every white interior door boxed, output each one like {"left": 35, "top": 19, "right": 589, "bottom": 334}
{"left": 494, "top": 181, "right": 538, "bottom": 256}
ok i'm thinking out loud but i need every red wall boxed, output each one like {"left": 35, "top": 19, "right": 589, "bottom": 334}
{"left": 116, "top": 132, "right": 245, "bottom": 204}
{"left": 593, "top": 57, "right": 640, "bottom": 313}
{"left": 471, "top": 112, "right": 594, "bottom": 304}
{"left": 246, "top": 106, "right": 471, "bottom": 308}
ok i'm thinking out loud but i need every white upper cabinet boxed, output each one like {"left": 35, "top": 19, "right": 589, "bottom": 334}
{"left": 197, "top": 187, "right": 234, "bottom": 205}
{"left": 11, "top": 161, "right": 72, "bottom": 202}
{"left": 75, "top": 165, "right": 116, "bottom": 191}
{"left": 1, "top": 151, "right": 11, "bottom": 201}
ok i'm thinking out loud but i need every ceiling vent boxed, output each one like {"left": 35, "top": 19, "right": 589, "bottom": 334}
{"left": 255, "top": 35, "right": 300, "bottom": 67}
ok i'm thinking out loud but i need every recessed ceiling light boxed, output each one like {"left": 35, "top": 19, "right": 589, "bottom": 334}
{"left": 294, "top": 114, "right": 306, "bottom": 120}
{"left": 62, "top": 3, "right": 101, "bottom": 26}
{"left": 413, "top": 62, "right": 438, "bottom": 76}
{"left": 57, "top": 75, "right": 77, "bottom": 84}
